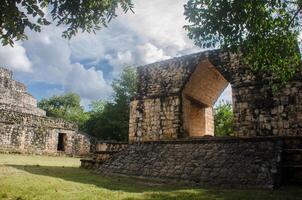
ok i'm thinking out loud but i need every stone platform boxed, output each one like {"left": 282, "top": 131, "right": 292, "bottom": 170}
{"left": 98, "top": 137, "right": 286, "bottom": 188}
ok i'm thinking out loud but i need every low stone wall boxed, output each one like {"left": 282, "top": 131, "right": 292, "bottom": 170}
{"left": 100, "top": 137, "right": 282, "bottom": 188}
{"left": 0, "top": 109, "right": 92, "bottom": 156}
{"left": 0, "top": 122, "right": 92, "bottom": 156}
{"left": 96, "top": 141, "right": 129, "bottom": 152}
{"left": 81, "top": 141, "right": 129, "bottom": 169}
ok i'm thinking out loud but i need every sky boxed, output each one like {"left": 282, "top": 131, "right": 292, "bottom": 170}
{"left": 0, "top": 0, "right": 232, "bottom": 109}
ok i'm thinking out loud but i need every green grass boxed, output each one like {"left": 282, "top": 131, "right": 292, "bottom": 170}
{"left": 0, "top": 154, "right": 301, "bottom": 200}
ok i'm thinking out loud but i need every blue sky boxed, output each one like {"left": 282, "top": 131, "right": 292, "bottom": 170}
{"left": 0, "top": 0, "right": 232, "bottom": 109}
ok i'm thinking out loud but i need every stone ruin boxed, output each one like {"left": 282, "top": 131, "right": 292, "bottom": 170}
{"left": 0, "top": 67, "right": 93, "bottom": 156}
{"left": 129, "top": 50, "right": 302, "bottom": 142}
{"left": 96, "top": 50, "right": 302, "bottom": 188}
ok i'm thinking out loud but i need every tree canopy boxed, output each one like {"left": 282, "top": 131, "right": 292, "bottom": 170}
{"left": 0, "top": 0, "right": 134, "bottom": 46}
{"left": 184, "top": 0, "right": 302, "bottom": 84}
{"left": 38, "top": 92, "right": 89, "bottom": 130}
{"left": 85, "top": 66, "right": 137, "bottom": 141}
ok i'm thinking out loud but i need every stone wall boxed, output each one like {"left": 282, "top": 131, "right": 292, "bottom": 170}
{"left": 81, "top": 141, "right": 129, "bottom": 169}
{"left": 100, "top": 137, "right": 282, "bottom": 188}
{"left": 0, "top": 104, "right": 92, "bottom": 156}
{"left": 129, "top": 52, "right": 209, "bottom": 142}
{"left": 129, "top": 96, "right": 181, "bottom": 142}
{"left": 129, "top": 50, "right": 302, "bottom": 142}
{"left": 0, "top": 67, "right": 93, "bottom": 156}
{"left": 95, "top": 141, "right": 129, "bottom": 152}
{"left": 232, "top": 77, "right": 302, "bottom": 137}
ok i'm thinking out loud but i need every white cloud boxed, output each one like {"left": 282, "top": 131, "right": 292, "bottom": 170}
{"left": 216, "top": 84, "right": 233, "bottom": 106}
{"left": 0, "top": 0, "right": 232, "bottom": 105}
{"left": 68, "top": 0, "right": 199, "bottom": 70}
{"left": 136, "top": 43, "right": 171, "bottom": 64}
{"left": 20, "top": 26, "right": 112, "bottom": 101}
{"left": 63, "top": 64, "right": 112, "bottom": 99}
{"left": 105, "top": 50, "right": 134, "bottom": 76}
{"left": 123, "top": 0, "right": 192, "bottom": 53}
{"left": 0, "top": 43, "right": 32, "bottom": 72}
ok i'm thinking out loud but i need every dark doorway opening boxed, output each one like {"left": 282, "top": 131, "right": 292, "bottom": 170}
{"left": 280, "top": 138, "right": 302, "bottom": 186}
{"left": 57, "top": 133, "right": 66, "bottom": 151}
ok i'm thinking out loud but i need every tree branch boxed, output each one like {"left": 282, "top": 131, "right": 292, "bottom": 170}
{"left": 288, "top": 8, "right": 301, "bottom": 30}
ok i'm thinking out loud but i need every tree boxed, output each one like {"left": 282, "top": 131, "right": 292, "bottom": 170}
{"left": 214, "top": 101, "right": 234, "bottom": 137}
{"left": 85, "top": 66, "right": 137, "bottom": 141}
{"left": 38, "top": 92, "right": 89, "bottom": 130}
{"left": 0, "top": 0, "right": 134, "bottom": 46}
{"left": 184, "top": 0, "right": 302, "bottom": 84}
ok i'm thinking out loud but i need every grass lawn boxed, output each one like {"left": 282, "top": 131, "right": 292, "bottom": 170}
{"left": 0, "top": 154, "right": 301, "bottom": 200}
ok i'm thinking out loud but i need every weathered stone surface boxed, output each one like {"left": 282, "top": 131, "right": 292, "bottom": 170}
{"left": 100, "top": 138, "right": 282, "bottom": 188}
{"left": 81, "top": 141, "right": 129, "bottom": 169}
{"left": 129, "top": 50, "right": 302, "bottom": 142}
{"left": 0, "top": 67, "right": 45, "bottom": 116}
{"left": 98, "top": 50, "right": 302, "bottom": 188}
{"left": 0, "top": 67, "right": 93, "bottom": 156}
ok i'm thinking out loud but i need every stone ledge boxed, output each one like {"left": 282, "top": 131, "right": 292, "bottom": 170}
{"left": 137, "top": 136, "right": 302, "bottom": 145}
{"left": 131, "top": 93, "right": 180, "bottom": 101}
{"left": 0, "top": 109, "right": 78, "bottom": 130}
{"left": 97, "top": 141, "right": 129, "bottom": 145}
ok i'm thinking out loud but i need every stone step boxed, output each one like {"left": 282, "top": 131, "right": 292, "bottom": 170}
{"left": 95, "top": 150, "right": 120, "bottom": 154}
{"left": 282, "top": 148, "right": 302, "bottom": 166}
{"left": 284, "top": 149, "right": 302, "bottom": 153}
{"left": 281, "top": 167, "right": 302, "bottom": 184}
{"left": 282, "top": 164, "right": 302, "bottom": 168}
{"left": 281, "top": 142, "right": 302, "bottom": 185}
{"left": 80, "top": 158, "right": 94, "bottom": 162}
{"left": 80, "top": 158, "right": 104, "bottom": 169}
{"left": 283, "top": 139, "right": 302, "bottom": 149}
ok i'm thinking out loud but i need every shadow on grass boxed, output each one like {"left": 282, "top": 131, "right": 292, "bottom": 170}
{"left": 8, "top": 165, "right": 302, "bottom": 200}
{"left": 9, "top": 165, "right": 183, "bottom": 193}
{"left": 123, "top": 187, "right": 302, "bottom": 200}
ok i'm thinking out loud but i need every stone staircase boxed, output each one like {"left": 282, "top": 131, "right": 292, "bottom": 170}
{"left": 281, "top": 137, "right": 302, "bottom": 185}
{"left": 80, "top": 141, "right": 128, "bottom": 169}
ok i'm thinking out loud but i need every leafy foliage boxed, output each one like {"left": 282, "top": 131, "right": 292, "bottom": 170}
{"left": 38, "top": 92, "right": 89, "bottom": 130}
{"left": 184, "top": 0, "right": 302, "bottom": 84}
{"left": 0, "top": 0, "right": 134, "bottom": 46}
{"left": 85, "top": 66, "right": 137, "bottom": 141}
{"left": 214, "top": 101, "right": 234, "bottom": 136}
{"left": 37, "top": 67, "right": 137, "bottom": 141}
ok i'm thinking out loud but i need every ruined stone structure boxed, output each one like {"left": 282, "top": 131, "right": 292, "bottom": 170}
{"left": 101, "top": 138, "right": 282, "bottom": 188}
{"left": 129, "top": 50, "right": 302, "bottom": 142}
{"left": 98, "top": 50, "right": 302, "bottom": 188}
{"left": 0, "top": 67, "right": 93, "bottom": 156}
{"left": 81, "top": 141, "right": 128, "bottom": 169}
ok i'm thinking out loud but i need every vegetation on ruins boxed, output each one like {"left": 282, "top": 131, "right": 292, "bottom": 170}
{"left": 38, "top": 67, "right": 137, "bottom": 141}
{"left": 184, "top": 0, "right": 302, "bottom": 85}
{"left": 85, "top": 66, "right": 137, "bottom": 141}
{"left": 0, "top": 0, "right": 134, "bottom": 46}
{"left": 214, "top": 101, "right": 234, "bottom": 137}
{"left": 38, "top": 92, "right": 89, "bottom": 130}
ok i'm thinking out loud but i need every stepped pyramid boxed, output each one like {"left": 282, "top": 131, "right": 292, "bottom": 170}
{"left": 0, "top": 67, "right": 45, "bottom": 116}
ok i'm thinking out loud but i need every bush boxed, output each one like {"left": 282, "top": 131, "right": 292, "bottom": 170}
{"left": 214, "top": 101, "right": 234, "bottom": 137}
